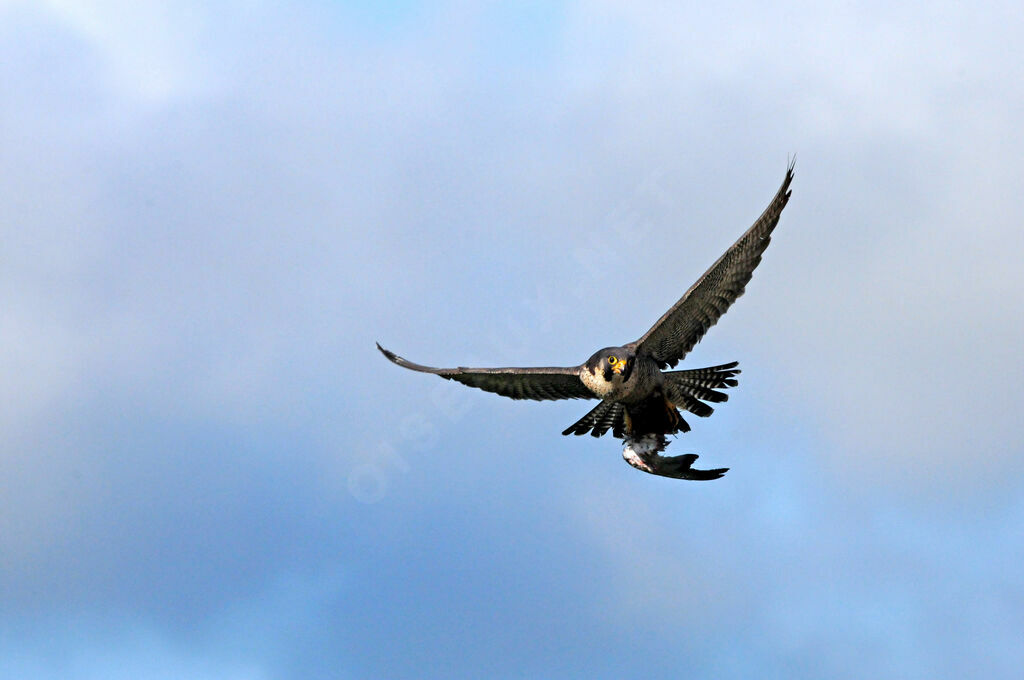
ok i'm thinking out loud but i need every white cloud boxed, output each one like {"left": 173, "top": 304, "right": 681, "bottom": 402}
{"left": 5, "top": 0, "right": 212, "bottom": 101}
{"left": 1, "top": 2, "right": 1023, "bottom": 676}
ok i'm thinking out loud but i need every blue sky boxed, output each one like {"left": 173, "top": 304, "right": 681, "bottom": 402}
{"left": 2, "top": 1, "right": 1023, "bottom": 678}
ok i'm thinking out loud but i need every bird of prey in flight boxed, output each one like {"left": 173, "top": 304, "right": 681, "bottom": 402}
{"left": 379, "top": 162, "right": 794, "bottom": 481}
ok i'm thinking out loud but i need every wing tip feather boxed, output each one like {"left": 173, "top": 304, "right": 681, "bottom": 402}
{"left": 376, "top": 342, "right": 400, "bottom": 364}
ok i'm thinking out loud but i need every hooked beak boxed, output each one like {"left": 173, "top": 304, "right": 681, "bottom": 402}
{"left": 607, "top": 356, "right": 633, "bottom": 381}
{"left": 620, "top": 356, "right": 634, "bottom": 381}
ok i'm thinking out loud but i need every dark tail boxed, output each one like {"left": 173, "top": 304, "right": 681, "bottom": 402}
{"left": 562, "top": 392, "right": 691, "bottom": 440}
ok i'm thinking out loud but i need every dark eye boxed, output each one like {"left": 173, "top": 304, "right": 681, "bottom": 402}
{"left": 608, "top": 355, "right": 617, "bottom": 365}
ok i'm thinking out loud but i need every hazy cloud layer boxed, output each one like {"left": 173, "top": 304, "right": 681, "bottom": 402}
{"left": 2, "top": 1, "right": 1022, "bottom": 678}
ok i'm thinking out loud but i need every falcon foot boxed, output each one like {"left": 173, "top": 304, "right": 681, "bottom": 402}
{"left": 622, "top": 435, "right": 728, "bottom": 481}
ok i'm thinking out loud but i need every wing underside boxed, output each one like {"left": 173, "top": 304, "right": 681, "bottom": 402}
{"left": 377, "top": 343, "right": 593, "bottom": 401}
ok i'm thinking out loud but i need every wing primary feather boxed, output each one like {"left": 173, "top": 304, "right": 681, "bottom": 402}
{"left": 377, "top": 342, "right": 593, "bottom": 402}
{"left": 630, "top": 161, "right": 794, "bottom": 368}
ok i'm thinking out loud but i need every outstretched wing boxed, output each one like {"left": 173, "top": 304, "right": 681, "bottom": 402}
{"left": 629, "top": 162, "right": 795, "bottom": 368}
{"left": 377, "top": 343, "right": 593, "bottom": 401}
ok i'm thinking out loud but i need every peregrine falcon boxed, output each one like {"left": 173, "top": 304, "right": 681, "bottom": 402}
{"left": 378, "top": 162, "right": 794, "bottom": 481}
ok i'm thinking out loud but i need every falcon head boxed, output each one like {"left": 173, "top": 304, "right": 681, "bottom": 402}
{"left": 585, "top": 347, "right": 635, "bottom": 384}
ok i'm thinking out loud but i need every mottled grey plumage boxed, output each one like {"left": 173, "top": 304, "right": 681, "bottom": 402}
{"left": 628, "top": 163, "right": 794, "bottom": 369}
{"left": 378, "top": 162, "right": 794, "bottom": 480}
